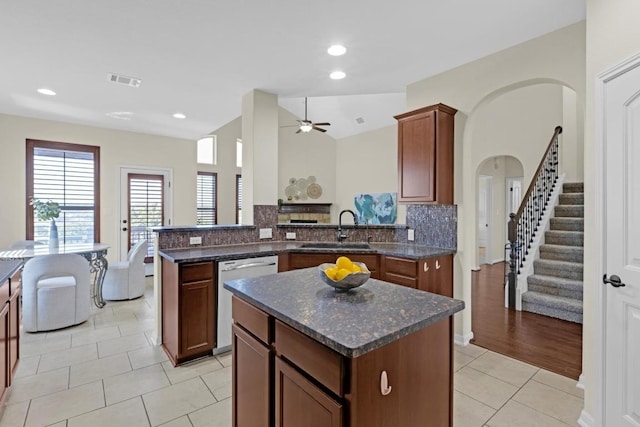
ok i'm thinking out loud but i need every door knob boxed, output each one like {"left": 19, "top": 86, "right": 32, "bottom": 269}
{"left": 603, "top": 274, "right": 626, "bottom": 288}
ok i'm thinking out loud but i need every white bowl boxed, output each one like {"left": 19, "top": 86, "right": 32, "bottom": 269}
{"left": 317, "top": 262, "right": 371, "bottom": 292}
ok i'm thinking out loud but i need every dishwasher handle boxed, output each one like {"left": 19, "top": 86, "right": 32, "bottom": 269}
{"left": 221, "top": 261, "right": 277, "bottom": 272}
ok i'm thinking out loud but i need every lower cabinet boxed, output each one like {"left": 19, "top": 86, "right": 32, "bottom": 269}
{"left": 381, "top": 254, "right": 453, "bottom": 297}
{"left": 0, "top": 266, "right": 20, "bottom": 404}
{"left": 0, "top": 302, "right": 8, "bottom": 404}
{"left": 8, "top": 272, "right": 21, "bottom": 381}
{"left": 232, "top": 295, "right": 453, "bottom": 427}
{"left": 162, "top": 259, "right": 216, "bottom": 365}
{"left": 287, "top": 253, "right": 380, "bottom": 279}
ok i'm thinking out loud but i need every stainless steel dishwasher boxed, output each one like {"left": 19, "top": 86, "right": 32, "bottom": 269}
{"left": 215, "top": 255, "right": 278, "bottom": 354}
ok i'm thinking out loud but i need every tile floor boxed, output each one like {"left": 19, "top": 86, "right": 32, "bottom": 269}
{"left": 0, "top": 278, "right": 583, "bottom": 427}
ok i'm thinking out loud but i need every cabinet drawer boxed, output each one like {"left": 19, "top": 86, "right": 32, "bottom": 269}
{"left": 384, "top": 256, "right": 417, "bottom": 277}
{"left": 232, "top": 296, "right": 271, "bottom": 344}
{"left": 275, "top": 320, "right": 344, "bottom": 396}
{"left": 347, "top": 254, "right": 378, "bottom": 273}
{"left": 383, "top": 273, "right": 417, "bottom": 289}
{"left": 0, "top": 281, "right": 9, "bottom": 308}
{"left": 9, "top": 270, "right": 21, "bottom": 296}
{"left": 181, "top": 262, "right": 213, "bottom": 282}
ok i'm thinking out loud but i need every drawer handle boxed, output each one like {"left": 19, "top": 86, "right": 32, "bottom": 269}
{"left": 423, "top": 262, "right": 429, "bottom": 272}
{"left": 436, "top": 260, "right": 441, "bottom": 270}
{"left": 380, "top": 371, "right": 392, "bottom": 396}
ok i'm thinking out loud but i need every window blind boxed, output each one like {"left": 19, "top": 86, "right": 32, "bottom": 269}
{"left": 197, "top": 172, "right": 217, "bottom": 225}
{"left": 236, "top": 174, "right": 242, "bottom": 224}
{"left": 32, "top": 146, "right": 96, "bottom": 244}
{"left": 128, "top": 175, "right": 164, "bottom": 259}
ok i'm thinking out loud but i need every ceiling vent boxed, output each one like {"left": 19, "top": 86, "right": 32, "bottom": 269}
{"left": 107, "top": 73, "right": 141, "bottom": 88}
{"left": 355, "top": 117, "right": 365, "bottom": 124}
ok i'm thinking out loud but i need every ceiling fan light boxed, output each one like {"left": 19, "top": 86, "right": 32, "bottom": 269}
{"left": 330, "top": 71, "right": 346, "bottom": 80}
{"left": 327, "top": 45, "right": 347, "bottom": 56}
{"left": 300, "top": 124, "right": 313, "bottom": 133}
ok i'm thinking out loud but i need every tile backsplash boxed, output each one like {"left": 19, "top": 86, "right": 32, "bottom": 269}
{"left": 406, "top": 204, "right": 457, "bottom": 249}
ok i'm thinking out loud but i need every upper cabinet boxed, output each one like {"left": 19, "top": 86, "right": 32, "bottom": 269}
{"left": 395, "top": 103, "right": 457, "bottom": 204}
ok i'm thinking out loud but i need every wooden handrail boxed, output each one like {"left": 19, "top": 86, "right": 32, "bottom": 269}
{"left": 514, "top": 126, "right": 562, "bottom": 220}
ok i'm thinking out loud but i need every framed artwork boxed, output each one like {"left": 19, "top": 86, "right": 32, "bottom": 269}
{"left": 354, "top": 192, "right": 397, "bottom": 224}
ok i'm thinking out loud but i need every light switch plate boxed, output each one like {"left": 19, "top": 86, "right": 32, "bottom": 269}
{"left": 408, "top": 229, "right": 415, "bottom": 241}
{"left": 259, "top": 228, "right": 273, "bottom": 239}
{"left": 189, "top": 236, "right": 202, "bottom": 245}
{"left": 286, "top": 232, "right": 296, "bottom": 240}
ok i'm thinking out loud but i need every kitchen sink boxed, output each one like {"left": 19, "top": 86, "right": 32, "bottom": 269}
{"left": 299, "top": 242, "right": 371, "bottom": 249}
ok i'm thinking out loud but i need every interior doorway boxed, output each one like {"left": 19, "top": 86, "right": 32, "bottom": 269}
{"left": 478, "top": 176, "right": 492, "bottom": 265}
{"left": 119, "top": 167, "right": 172, "bottom": 268}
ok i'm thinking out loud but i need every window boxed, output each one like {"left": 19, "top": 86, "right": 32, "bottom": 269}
{"left": 197, "top": 135, "right": 216, "bottom": 165}
{"left": 236, "top": 174, "right": 242, "bottom": 224}
{"left": 236, "top": 139, "right": 242, "bottom": 168}
{"left": 26, "top": 139, "right": 100, "bottom": 243}
{"left": 197, "top": 172, "right": 217, "bottom": 225}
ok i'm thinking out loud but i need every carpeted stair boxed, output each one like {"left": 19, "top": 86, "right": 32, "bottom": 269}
{"left": 522, "top": 182, "right": 584, "bottom": 323}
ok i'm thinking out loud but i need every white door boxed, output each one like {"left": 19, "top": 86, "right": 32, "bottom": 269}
{"left": 478, "top": 176, "right": 492, "bottom": 265}
{"left": 603, "top": 57, "right": 640, "bottom": 426}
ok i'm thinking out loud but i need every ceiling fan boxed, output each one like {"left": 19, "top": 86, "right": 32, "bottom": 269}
{"left": 287, "top": 97, "right": 331, "bottom": 134}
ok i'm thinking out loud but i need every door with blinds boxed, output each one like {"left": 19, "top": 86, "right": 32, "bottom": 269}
{"left": 121, "top": 171, "right": 170, "bottom": 263}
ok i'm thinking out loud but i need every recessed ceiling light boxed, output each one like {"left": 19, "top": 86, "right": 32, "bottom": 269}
{"left": 173, "top": 113, "right": 186, "bottom": 119}
{"left": 327, "top": 45, "right": 347, "bottom": 56}
{"left": 330, "top": 71, "right": 346, "bottom": 80}
{"left": 37, "top": 88, "right": 56, "bottom": 96}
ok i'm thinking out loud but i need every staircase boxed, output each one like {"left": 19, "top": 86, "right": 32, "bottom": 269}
{"left": 521, "top": 182, "right": 584, "bottom": 323}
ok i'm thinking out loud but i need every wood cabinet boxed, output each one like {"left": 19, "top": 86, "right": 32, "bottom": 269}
{"left": 381, "top": 254, "right": 454, "bottom": 297}
{"left": 162, "top": 259, "right": 216, "bottom": 365}
{"left": 287, "top": 253, "right": 380, "bottom": 279}
{"left": 232, "top": 295, "right": 453, "bottom": 427}
{"left": 395, "top": 103, "right": 457, "bottom": 204}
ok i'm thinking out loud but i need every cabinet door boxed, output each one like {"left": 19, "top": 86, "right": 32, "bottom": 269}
{"left": 232, "top": 324, "right": 271, "bottom": 427}
{"left": 288, "top": 254, "right": 335, "bottom": 270}
{"left": 275, "top": 357, "right": 343, "bottom": 427}
{"left": 8, "top": 289, "right": 20, "bottom": 380}
{"left": 0, "top": 303, "right": 8, "bottom": 403}
{"left": 397, "top": 110, "right": 436, "bottom": 203}
{"left": 417, "top": 256, "right": 453, "bottom": 297}
{"left": 180, "top": 279, "right": 215, "bottom": 358}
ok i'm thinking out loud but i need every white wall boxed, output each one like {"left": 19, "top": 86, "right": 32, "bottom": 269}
{"left": 334, "top": 125, "right": 406, "bottom": 224}
{"left": 277, "top": 108, "right": 337, "bottom": 207}
{"left": 583, "top": 0, "right": 640, "bottom": 422}
{"left": 406, "top": 22, "right": 585, "bottom": 342}
{"left": 0, "top": 113, "right": 197, "bottom": 259}
{"left": 200, "top": 117, "right": 242, "bottom": 224}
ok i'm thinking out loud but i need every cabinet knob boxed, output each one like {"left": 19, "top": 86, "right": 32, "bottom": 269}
{"left": 380, "top": 370, "right": 392, "bottom": 396}
{"left": 423, "top": 262, "right": 429, "bottom": 272}
{"left": 436, "top": 260, "right": 441, "bottom": 270}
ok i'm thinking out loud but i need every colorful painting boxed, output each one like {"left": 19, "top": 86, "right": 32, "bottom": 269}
{"left": 354, "top": 192, "right": 397, "bottom": 225}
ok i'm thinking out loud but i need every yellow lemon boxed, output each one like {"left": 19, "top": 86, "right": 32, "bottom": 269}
{"left": 350, "top": 263, "right": 362, "bottom": 273}
{"left": 324, "top": 267, "right": 338, "bottom": 280}
{"left": 335, "top": 268, "right": 352, "bottom": 281}
{"left": 336, "top": 256, "right": 353, "bottom": 270}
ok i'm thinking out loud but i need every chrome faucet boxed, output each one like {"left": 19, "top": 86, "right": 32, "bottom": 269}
{"left": 337, "top": 209, "right": 358, "bottom": 242}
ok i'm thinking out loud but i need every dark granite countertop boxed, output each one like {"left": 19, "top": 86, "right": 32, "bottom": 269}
{"left": 159, "top": 241, "right": 455, "bottom": 263}
{"left": 0, "top": 260, "right": 23, "bottom": 285}
{"left": 224, "top": 268, "right": 464, "bottom": 358}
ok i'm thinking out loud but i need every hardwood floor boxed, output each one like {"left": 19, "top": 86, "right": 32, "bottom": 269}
{"left": 471, "top": 262, "right": 583, "bottom": 380}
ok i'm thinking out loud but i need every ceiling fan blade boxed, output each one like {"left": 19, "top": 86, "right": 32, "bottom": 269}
{"left": 280, "top": 124, "right": 299, "bottom": 128}
{"left": 312, "top": 122, "right": 331, "bottom": 127}
{"left": 312, "top": 126, "right": 327, "bottom": 133}
{"left": 295, "top": 128, "right": 302, "bottom": 134}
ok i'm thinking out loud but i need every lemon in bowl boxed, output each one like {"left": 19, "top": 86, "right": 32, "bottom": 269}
{"left": 318, "top": 256, "right": 371, "bottom": 292}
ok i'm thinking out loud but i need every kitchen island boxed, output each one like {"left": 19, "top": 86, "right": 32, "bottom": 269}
{"left": 224, "top": 267, "right": 464, "bottom": 427}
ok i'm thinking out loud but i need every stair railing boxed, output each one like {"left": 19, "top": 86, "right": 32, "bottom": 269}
{"left": 506, "top": 126, "right": 562, "bottom": 309}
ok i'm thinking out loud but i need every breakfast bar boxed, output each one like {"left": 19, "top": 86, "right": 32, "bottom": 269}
{"left": 224, "top": 267, "right": 464, "bottom": 427}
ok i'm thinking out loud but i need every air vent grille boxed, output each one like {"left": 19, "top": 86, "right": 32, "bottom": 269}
{"left": 107, "top": 73, "right": 142, "bottom": 88}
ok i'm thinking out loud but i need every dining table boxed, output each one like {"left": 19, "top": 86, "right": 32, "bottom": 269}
{"left": 0, "top": 243, "right": 110, "bottom": 308}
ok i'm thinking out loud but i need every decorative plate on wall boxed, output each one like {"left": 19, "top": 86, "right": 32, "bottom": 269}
{"left": 307, "top": 183, "right": 323, "bottom": 199}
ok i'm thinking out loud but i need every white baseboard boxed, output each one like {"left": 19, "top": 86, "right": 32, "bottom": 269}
{"left": 491, "top": 258, "right": 504, "bottom": 265}
{"left": 577, "top": 409, "right": 595, "bottom": 427}
{"left": 577, "top": 373, "right": 585, "bottom": 390}
{"left": 454, "top": 332, "right": 474, "bottom": 346}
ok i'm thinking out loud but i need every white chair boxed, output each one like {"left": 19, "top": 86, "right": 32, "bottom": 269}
{"left": 22, "top": 254, "right": 90, "bottom": 332}
{"left": 102, "top": 240, "right": 147, "bottom": 300}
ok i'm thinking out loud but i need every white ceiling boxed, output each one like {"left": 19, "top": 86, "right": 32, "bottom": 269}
{"left": 0, "top": 1, "right": 585, "bottom": 141}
